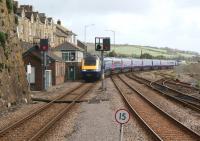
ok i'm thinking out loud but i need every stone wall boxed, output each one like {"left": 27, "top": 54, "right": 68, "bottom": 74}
{"left": 0, "top": 0, "right": 29, "bottom": 109}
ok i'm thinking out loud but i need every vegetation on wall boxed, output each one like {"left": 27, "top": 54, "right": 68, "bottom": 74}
{"left": 0, "top": 32, "right": 6, "bottom": 47}
{"left": 6, "top": 0, "right": 13, "bottom": 13}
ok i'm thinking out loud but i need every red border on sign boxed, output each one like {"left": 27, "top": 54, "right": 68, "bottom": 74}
{"left": 115, "top": 109, "right": 130, "bottom": 124}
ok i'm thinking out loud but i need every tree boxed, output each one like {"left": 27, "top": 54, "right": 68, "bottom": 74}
{"left": 108, "top": 50, "right": 117, "bottom": 57}
{"left": 140, "top": 53, "right": 153, "bottom": 59}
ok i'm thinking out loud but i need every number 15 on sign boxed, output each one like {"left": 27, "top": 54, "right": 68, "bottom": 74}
{"left": 115, "top": 109, "right": 130, "bottom": 141}
{"left": 115, "top": 109, "right": 130, "bottom": 124}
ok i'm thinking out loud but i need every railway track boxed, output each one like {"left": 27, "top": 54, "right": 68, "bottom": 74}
{"left": 0, "top": 83, "right": 95, "bottom": 141}
{"left": 162, "top": 79, "right": 200, "bottom": 98}
{"left": 126, "top": 74, "right": 200, "bottom": 112}
{"left": 111, "top": 75, "right": 200, "bottom": 140}
{"left": 157, "top": 72, "right": 200, "bottom": 92}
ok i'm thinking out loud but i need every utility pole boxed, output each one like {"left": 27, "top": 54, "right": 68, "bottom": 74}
{"left": 84, "top": 24, "right": 95, "bottom": 52}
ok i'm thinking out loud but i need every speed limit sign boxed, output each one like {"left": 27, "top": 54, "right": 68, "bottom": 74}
{"left": 115, "top": 109, "right": 130, "bottom": 124}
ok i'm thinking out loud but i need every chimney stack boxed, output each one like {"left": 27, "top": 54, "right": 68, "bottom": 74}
{"left": 57, "top": 20, "right": 61, "bottom": 25}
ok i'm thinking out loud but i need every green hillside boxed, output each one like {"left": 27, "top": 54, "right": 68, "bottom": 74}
{"left": 87, "top": 43, "right": 199, "bottom": 59}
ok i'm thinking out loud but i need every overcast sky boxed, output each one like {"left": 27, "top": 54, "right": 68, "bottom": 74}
{"left": 18, "top": 0, "right": 200, "bottom": 52}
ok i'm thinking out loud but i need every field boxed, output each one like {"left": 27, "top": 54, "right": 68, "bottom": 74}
{"left": 87, "top": 43, "right": 198, "bottom": 58}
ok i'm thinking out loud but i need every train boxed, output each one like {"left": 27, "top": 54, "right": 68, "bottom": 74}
{"left": 81, "top": 55, "right": 177, "bottom": 81}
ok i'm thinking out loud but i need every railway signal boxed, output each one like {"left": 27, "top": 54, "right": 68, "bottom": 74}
{"left": 40, "top": 39, "right": 49, "bottom": 51}
{"left": 103, "top": 38, "right": 110, "bottom": 51}
{"left": 95, "top": 37, "right": 110, "bottom": 51}
{"left": 40, "top": 39, "right": 49, "bottom": 90}
{"left": 95, "top": 37, "right": 110, "bottom": 91}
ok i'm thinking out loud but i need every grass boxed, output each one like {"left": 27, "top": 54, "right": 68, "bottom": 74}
{"left": 87, "top": 43, "right": 199, "bottom": 59}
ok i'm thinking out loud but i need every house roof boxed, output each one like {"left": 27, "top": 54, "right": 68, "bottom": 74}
{"left": 25, "top": 12, "right": 33, "bottom": 20}
{"left": 38, "top": 13, "right": 46, "bottom": 23}
{"left": 23, "top": 46, "right": 64, "bottom": 62}
{"left": 16, "top": 8, "right": 24, "bottom": 16}
{"left": 56, "top": 24, "right": 77, "bottom": 36}
{"left": 20, "top": 5, "right": 33, "bottom": 12}
{"left": 53, "top": 30, "right": 68, "bottom": 38}
{"left": 21, "top": 41, "right": 34, "bottom": 53}
{"left": 77, "top": 40, "right": 87, "bottom": 50}
{"left": 32, "top": 12, "right": 39, "bottom": 21}
{"left": 52, "top": 41, "right": 84, "bottom": 52}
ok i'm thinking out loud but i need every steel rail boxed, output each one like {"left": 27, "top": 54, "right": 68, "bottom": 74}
{"left": 116, "top": 75, "right": 200, "bottom": 140}
{"left": 158, "top": 72, "right": 200, "bottom": 91}
{"left": 153, "top": 79, "right": 200, "bottom": 108}
{"left": 163, "top": 79, "right": 200, "bottom": 94}
{"left": 126, "top": 74, "right": 200, "bottom": 113}
{"left": 0, "top": 83, "right": 85, "bottom": 136}
{"left": 111, "top": 76, "right": 163, "bottom": 141}
{"left": 28, "top": 83, "right": 95, "bottom": 141}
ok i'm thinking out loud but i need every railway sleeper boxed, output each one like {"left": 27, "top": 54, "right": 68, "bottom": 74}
{"left": 31, "top": 98, "right": 88, "bottom": 103}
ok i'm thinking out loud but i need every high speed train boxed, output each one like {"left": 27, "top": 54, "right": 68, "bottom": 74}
{"left": 81, "top": 55, "right": 177, "bottom": 81}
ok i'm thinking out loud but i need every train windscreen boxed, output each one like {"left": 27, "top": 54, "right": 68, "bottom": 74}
{"left": 84, "top": 56, "right": 97, "bottom": 66}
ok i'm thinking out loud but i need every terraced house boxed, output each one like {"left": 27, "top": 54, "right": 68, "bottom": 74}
{"left": 14, "top": 1, "right": 85, "bottom": 90}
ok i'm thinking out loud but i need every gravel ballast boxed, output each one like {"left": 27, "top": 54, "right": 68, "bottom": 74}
{"left": 66, "top": 78, "right": 152, "bottom": 141}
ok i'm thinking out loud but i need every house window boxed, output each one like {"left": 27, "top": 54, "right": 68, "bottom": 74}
{"left": 62, "top": 52, "right": 76, "bottom": 61}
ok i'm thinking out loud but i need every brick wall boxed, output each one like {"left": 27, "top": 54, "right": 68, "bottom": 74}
{"left": 23, "top": 54, "right": 43, "bottom": 91}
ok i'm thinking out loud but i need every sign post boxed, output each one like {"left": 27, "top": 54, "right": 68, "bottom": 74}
{"left": 115, "top": 109, "right": 130, "bottom": 141}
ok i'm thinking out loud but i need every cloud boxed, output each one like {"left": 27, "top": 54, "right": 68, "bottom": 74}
{"left": 17, "top": 0, "right": 200, "bottom": 52}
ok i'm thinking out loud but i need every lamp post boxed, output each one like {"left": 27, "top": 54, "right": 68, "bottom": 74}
{"left": 105, "top": 30, "right": 115, "bottom": 50}
{"left": 84, "top": 24, "right": 95, "bottom": 52}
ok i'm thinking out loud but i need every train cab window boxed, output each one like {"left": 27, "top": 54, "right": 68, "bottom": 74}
{"left": 84, "top": 57, "right": 97, "bottom": 66}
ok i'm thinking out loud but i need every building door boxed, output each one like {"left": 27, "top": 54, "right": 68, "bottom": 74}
{"left": 68, "top": 66, "right": 75, "bottom": 80}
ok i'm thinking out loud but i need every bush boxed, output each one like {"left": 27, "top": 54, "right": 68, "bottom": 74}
{"left": 108, "top": 50, "right": 117, "bottom": 57}
{"left": 0, "top": 32, "right": 6, "bottom": 47}
{"left": 6, "top": 0, "right": 13, "bottom": 13}
{"left": 140, "top": 53, "right": 153, "bottom": 59}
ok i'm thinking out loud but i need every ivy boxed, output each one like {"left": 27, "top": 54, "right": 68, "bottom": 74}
{"left": 6, "top": 0, "right": 13, "bottom": 14}
{"left": 0, "top": 32, "right": 6, "bottom": 47}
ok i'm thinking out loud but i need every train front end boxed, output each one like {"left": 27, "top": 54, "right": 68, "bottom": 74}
{"left": 81, "top": 55, "right": 101, "bottom": 81}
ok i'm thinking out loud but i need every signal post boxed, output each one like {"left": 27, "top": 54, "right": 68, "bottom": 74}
{"left": 95, "top": 37, "right": 110, "bottom": 91}
{"left": 40, "top": 39, "right": 49, "bottom": 90}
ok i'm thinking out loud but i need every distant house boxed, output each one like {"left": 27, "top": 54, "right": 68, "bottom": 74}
{"left": 23, "top": 46, "right": 65, "bottom": 91}
{"left": 77, "top": 40, "right": 87, "bottom": 51}
{"left": 52, "top": 41, "right": 84, "bottom": 80}
{"left": 53, "top": 20, "right": 77, "bottom": 47}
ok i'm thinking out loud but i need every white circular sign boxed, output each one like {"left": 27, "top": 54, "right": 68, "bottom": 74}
{"left": 115, "top": 109, "right": 130, "bottom": 124}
